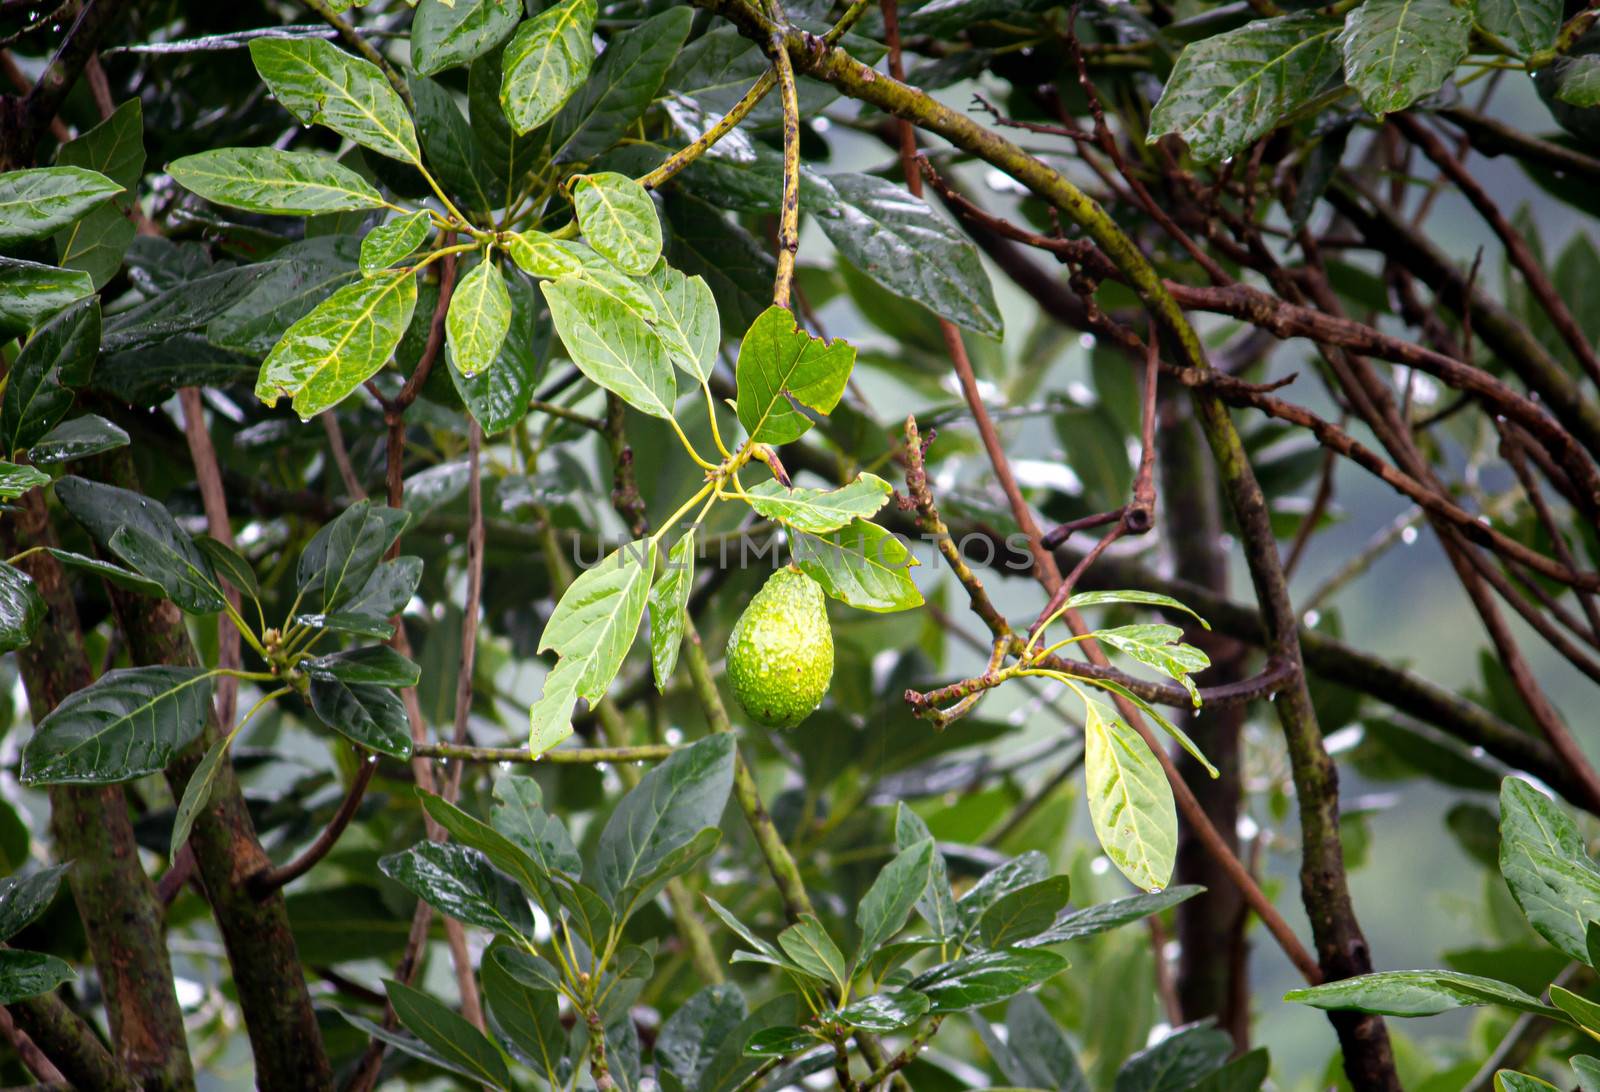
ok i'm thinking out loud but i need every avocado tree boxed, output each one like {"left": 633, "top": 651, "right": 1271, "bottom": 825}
{"left": 0, "top": 0, "right": 1598, "bottom": 1087}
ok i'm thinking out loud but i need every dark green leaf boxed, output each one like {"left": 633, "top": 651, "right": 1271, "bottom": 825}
{"left": 834, "top": 989, "right": 930, "bottom": 1032}
{"left": 170, "top": 729, "right": 233, "bottom": 856}
{"left": 29, "top": 414, "right": 129, "bottom": 465}
{"left": 0, "top": 258, "right": 93, "bottom": 340}
{"left": 379, "top": 841, "right": 535, "bottom": 937}
{"left": 777, "top": 915, "right": 848, "bottom": 992}
{"left": 0, "top": 463, "right": 49, "bottom": 500}
{"left": 0, "top": 950, "right": 73, "bottom": 1005}
{"left": 855, "top": 838, "right": 934, "bottom": 964}
{"left": 1285, "top": 969, "right": 1559, "bottom": 1017}
{"left": 744, "top": 1026, "right": 817, "bottom": 1056}
{"left": 659, "top": 985, "right": 747, "bottom": 1090}
{"left": 418, "top": 790, "right": 552, "bottom": 901}
{"left": 1, "top": 296, "right": 99, "bottom": 456}
{"left": 980, "top": 876, "right": 1073, "bottom": 949}
{"left": 549, "top": 8, "right": 694, "bottom": 164}
{"left": 297, "top": 500, "right": 411, "bottom": 615}
{"left": 492, "top": 776, "right": 583, "bottom": 879}
{"left": 0, "top": 562, "right": 44, "bottom": 655}
{"left": 1476, "top": 0, "right": 1560, "bottom": 55}
{"left": 909, "top": 948, "right": 1069, "bottom": 1012}
{"left": 482, "top": 941, "right": 568, "bottom": 1083}
{"left": 0, "top": 167, "right": 121, "bottom": 244}
{"left": 409, "top": 76, "right": 496, "bottom": 219}
{"left": 975, "top": 993, "right": 1088, "bottom": 1092}
{"left": 1114, "top": 1023, "right": 1231, "bottom": 1092}
{"left": 0, "top": 864, "right": 69, "bottom": 941}
{"left": 55, "top": 477, "right": 222, "bottom": 609}
{"left": 303, "top": 645, "right": 420, "bottom": 687}
{"left": 167, "top": 148, "right": 386, "bottom": 215}
{"left": 893, "top": 803, "right": 958, "bottom": 942}
{"left": 387, "top": 979, "right": 513, "bottom": 1089}
{"left": 249, "top": 38, "right": 421, "bottom": 163}
{"left": 43, "top": 548, "right": 163, "bottom": 596}
{"left": 22, "top": 666, "right": 213, "bottom": 785}
{"left": 308, "top": 677, "right": 413, "bottom": 757}
{"left": 53, "top": 101, "right": 143, "bottom": 288}
{"left": 1339, "top": 0, "right": 1470, "bottom": 116}
{"left": 412, "top": 0, "right": 520, "bottom": 76}
{"left": 207, "top": 235, "right": 363, "bottom": 356}
{"left": 1021, "top": 885, "right": 1203, "bottom": 946}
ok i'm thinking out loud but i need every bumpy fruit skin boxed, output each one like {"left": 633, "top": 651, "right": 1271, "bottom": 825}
{"left": 726, "top": 567, "right": 834, "bottom": 729}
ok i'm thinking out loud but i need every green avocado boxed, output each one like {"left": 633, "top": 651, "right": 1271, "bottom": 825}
{"left": 726, "top": 566, "right": 834, "bottom": 729}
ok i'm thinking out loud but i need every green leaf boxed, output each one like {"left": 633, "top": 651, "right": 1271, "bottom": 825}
{"left": 1083, "top": 698, "right": 1176, "bottom": 892}
{"left": 1285, "top": 969, "right": 1560, "bottom": 1018}
{"left": 469, "top": 47, "right": 542, "bottom": 205}
{"left": 1551, "top": 984, "right": 1600, "bottom": 1031}
{"left": 573, "top": 172, "right": 662, "bottom": 275}
{"left": 412, "top": 0, "right": 521, "bottom": 76}
{"left": 0, "top": 463, "right": 48, "bottom": 500}
{"left": 492, "top": 946, "right": 565, "bottom": 994}
{"left": 543, "top": 275, "right": 676, "bottom": 418}
{"left": 593, "top": 733, "right": 735, "bottom": 912}
{"left": 0, "top": 563, "right": 44, "bottom": 655}
{"left": 1020, "top": 885, "right": 1203, "bottom": 947}
{"left": 452, "top": 267, "right": 547, "bottom": 434}
{"left": 1475, "top": 0, "right": 1560, "bottom": 55}
{"left": 0, "top": 866, "right": 66, "bottom": 947}
{"left": 894, "top": 803, "right": 958, "bottom": 942}
{"left": 387, "top": 980, "right": 513, "bottom": 1090}
{"left": 529, "top": 657, "right": 586, "bottom": 757}
{"left": 658, "top": 985, "right": 747, "bottom": 1091}
{"left": 639, "top": 263, "right": 719, "bottom": 383}
{"left": 744, "top": 1026, "right": 817, "bottom": 1057}
{"left": 1147, "top": 15, "right": 1343, "bottom": 162}
{"left": 193, "top": 536, "right": 260, "bottom": 602}
{"left": 734, "top": 305, "right": 855, "bottom": 445}
{"left": 1064, "top": 589, "right": 1209, "bottom": 627}
{"left": 167, "top": 148, "right": 386, "bottom": 215}
{"left": 908, "top": 948, "right": 1069, "bottom": 1012}
{"left": 834, "top": 990, "right": 930, "bottom": 1032}
{"left": 777, "top": 915, "right": 849, "bottom": 993}
{"left": 813, "top": 172, "right": 1001, "bottom": 339}
{"left": 1339, "top": 0, "right": 1471, "bottom": 116}
{"left": 0, "top": 950, "right": 74, "bottom": 1005}
{"left": 1080, "top": 675, "right": 1218, "bottom": 779}
{"left": 855, "top": 837, "right": 934, "bottom": 964}
{"left": 409, "top": 75, "right": 496, "bottom": 219}
{"left": 1114, "top": 1023, "right": 1231, "bottom": 1092}
{"left": 169, "top": 729, "right": 233, "bottom": 856}
{"left": 508, "top": 231, "right": 589, "bottom": 278}
{"left": 447, "top": 257, "right": 512, "bottom": 378}
{"left": 303, "top": 645, "right": 420, "bottom": 687}
{"left": 256, "top": 268, "right": 418, "bottom": 418}
{"left": 29, "top": 414, "right": 129, "bottom": 465}
{"left": 648, "top": 529, "right": 695, "bottom": 691}
{"left": 44, "top": 548, "right": 162, "bottom": 597}
{"left": 0, "top": 258, "right": 93, "bottom": 340}
{"left": 249, "top": 37, "right": 421, "bottom": 163}
{"left": 1, "top": 296, "right": 99, "bottom": 456}
{"left": 746, "top": 474, "right": 893, "bottom": 534}
{"left": 791, "top": 519, "right": 923, "bottom": 613}
{"left": 379, "top": 841, "right": 536, "bottom": 937}
{"left": 53, "top": 101, "right": 143, "bottom": 289}
{"left": 980, "top": 876, "right": 1073, "bottom": 948}
{"left": 548, "top": 7, "right": 694, "bottom": 164}
{"left": 360, "top": 211, "right": 431, "bottom": 274}
{"left": 482, "top": 942, "right": 568, "bottom": 1083}
{"left": 1552, "top": 55, "right": 1600, "bottom": 106}
{"left": 1499, "top": 777, "right": 1600, "bottom": 962}
{"left": 499, "top": 0, "right": 598, "bottom": 134}
{"left": 0, "top": 166, "right": 121, "bottom": 244}
{"left": 978, "top": 994, "right": 1088, "bottom": 1092}
{"left": 1496, "top": 1073, "right": 1561, "bottom": 1092}
{"left": 1573, "top": 1057, "right": 1600, "bottom": 1092}
{"left": 208, "top": 235, "right": 363, "bottom": 356}
{"left": 22, "top": 666, "right": 213, "bottom": 785}
{"left": 420, "top": 789, "right": 555, "bottom": 900}
{"left": 308, "top": 677, "right": 413, "bottom": 757}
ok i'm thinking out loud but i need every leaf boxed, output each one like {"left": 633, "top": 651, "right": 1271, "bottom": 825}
{"left": 297, "top": 500, "right": 412, "bottom": 619}
{"left": 1498, "top": 777, "right": 1600, "bottom": 962}
{"left": 658, "top": 985, "right": 747, "bottom": 1091}
{"left": 1475, "top": 0, "right": 1560, "bottom": 55}
{"left": 648, "top": 529, "right": 695, "bottom": 691}
{"left": 447, "top": 257, "right": 512, "bottom": 378}
{"left": 747, "top": 474, "right": 893, "bottom": 535}
{"left": 379, "top": 841, "right": 536, "bottom": 937}
{"left": 29, "top": 414, "right": 129, "bottom": 465}
{"left": 543, "top": 275, "right": 676, "bottom": 418}
{"left": 1114, "top": 1023, "right": 1231, "bottom": 1092}
{"left": 1496, "top": 1074, "right": 1561, "bottom": 1092}
{"left": 0, "top": 166, "right": 121, "bottom": 244}
{"left": 976, "top": 993, "right": 1088, "bottom": 1092}
{"left": 980, "top": 876, "right": 1074, "bottom": 948}
{"left": 53, "top": 100, "right": 144, "bottom": 288}
{"left": 499, "top": 0, "right": 598, "bottom": 134}
{"left": 791, "top": 519, "right": 923, "bottom": 613}
{"left": 421, "top": 790, "right": 555, "bottom": 900}
{"left": 1339, "top": 0, "right": 1471, "bottom": 117}
{"left": 387, "top": 980, "right": 513, "bottom": 1089}
{"left": 360, "top": 211, "right": 431, "bottom": 274}
{"left": 492, "top": 946, "right": 565, "bottom": 994}
{"left": 835, "top": 990, "right": 930, "bottom": 1032}
{"left": 640, "top": 263, "right": 720, "bottom": 382}
{"left": 0, "top": 463, "right": 48, "bottom": 500}
{"left": 482, "top": 942, "right": 568, "bottom": 1083}
{"left": 452, "top": 267, "right": 547, "bottom": 434}
{"left": 777, "top": 915, "right": 849, "bottom": 993}
{"left": 1285, "top": 969, "right": 1559, "bottom": 1018}
{"left": 1552, "top": 55, "right": 1600, "bottom": 106}
{"left": 856, "top": 838, "right": 934, "bottom": 964}
{"left": 908, "top": 948, "right": 1069, "bottom": 1012}
{"left": 0, "top": 950, "right": 74, "bottom": 1005}
{"left": 193, "top": 536, "right": 260, "bottom": 602}
{"left": 536, "top": 537, "right": 655, "bottom": 710}
{"left": 573, "top": 172, "right": 662, "bottom": 275}
{"left": 1147, "top": 15, "right": 1343, "bottom": 162}
{"left": 1064, "top": 590, "right": 1209, "bottom": 627}
{"left": 22, "top": 666, "right": 213, "bottom": 785}
{"left": 167, "top": 148, "right": 386, "bottom": 215}
{"left": 0, "top": 865, "right": 68, "bottom": 941}
{"left": 1551, "top": 984, "right": 1600, "bottom": 1031}
{"left": 412, "top": 0, "right": 521, "bottom": 76}
{"left": 508, "top": 231, "right": 590, "bottom": 278}
{"left": 0, "top": 258, "right": 93, "bottom": 340}
{"left": 1095, "top": 624, "right": 1212, "bottom": 705}
{"left": 256, "top": 268, "right": 418, "bottom": 417}
{"left": 249, "top": 37, "right": 421, "bottom": 163}
{"left": 44, "top": 548, "right": 163, "bottom": 597}
{"left": 1574, "top": 1057, "right": 1600, "bottom": 1092}
{"left": 813, "top": 172, "right": 1001, "bottom": 339}
{"left": 308, "top": 677, "right": 413, "bottom": 758}
{"left": 408, "top": 76, "right": 496, "bottom": 219}
{"left": 0, "top": 563, "right": 44, "bottom": 655}
{"left": 893, "top": 804, "right": 959, "bottom": 942}
{"left": 303, "top": 645, "right": 420, "bottom": 687}
{"left": 1, "top": 296, "right": 99, "bottom": 456}
{"left": 170, "top": 729, "right": 234, "bottom": 856}
{"left": 1084, "top": 698, "right": 1176, "bottom": 892}
{"left": 208, "top": 235, "right": 363, "bottom": 356}
{"left": 549, "top": 8, "right": 694, "bottom": 164}
{"left": 1020, "top": 885, "right": 1203, "bottom": 947}
{"left": 593, "top": 733, "right": 735, "bottom": 911}
{"left": 744, "top": 1026, "right": 817, "bottom": 1057}
{"left": 734, "top": 305, "right": 855, "bottom": 445}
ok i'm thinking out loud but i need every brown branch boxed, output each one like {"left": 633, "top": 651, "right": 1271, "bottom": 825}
{"left": 249, "top": 754, "right": 379, "bottom": 897}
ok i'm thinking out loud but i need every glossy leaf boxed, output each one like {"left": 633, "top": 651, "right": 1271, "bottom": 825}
{"left": 1339, "top": 0, "right": 1470, "bottom": 116}
{"left": 249, "top": 38, "right": 421, "bottom": 163}
{"left": 256, "top": 268, "right": 418, "bottom": 418}
{"left": 648, "top": 528, "right": 695, "bottom": 691}
{"left": 1148, "top": 15, "right": 1342, "bottom": 162}
{"left": 0, "top": 865, "right": 68, "bottom": 941}
{"left": 167, "top": 148, "right": 386, "bottom": 215}
{"left": 193, "top": 536, "right": 260, "bottom": 602}
{"left": 451, "top": 267, "right": 546, "bottom": 433}
{"left": 1064, "top": 590, "right": 1208, "bottom": 627}
{"left": 980, "top": 876, "right": 1074, "bottom": 949}
{"left": 791, "top": 519, "right": 922, "bottom": 613}
{"left": 1, "top": 296, "right": 99, "bottom": 456}
{"left": 420, "top": 790, "right": 553, "bottom": 900}
{"left": 447, "top": 257, "right": 512, "bottom": 378}
{"left": 387, "top": 979, "right": 513, "bottom": 1089}
{"left": 409, "top": 76, "right": 495, "bottom": 219}
{"left": 640, "top": 262, "right": 719, "bottom": 382}
{"left": 747, "top": 474, "right": 892, "bottom": 535}
{"left": 0, "top": 950, "right": 74, "bottom": 1005}
{"left": 508, "top": 231, "right": 589, "bottom": 278}
{"left": 379, "top": 841, "right": 536, "bottom": 937}
{"left": 1285, "top": 969, "right": 1558, "bottom": 1018}
{"left": 0, "top": 563, "right": 44, "bottom": 655}
{"left": 0, "top": 258, "right": 93, "bottom": 340}
{"left": 28, "top": 414, "right": 129, "bottom": 465}
{"left": 1495, "top": 1073, "right": 1561, "bottom": 1092}
{"left": 0, "top": 463, "right": 49, "bottom": 500}
{"left": 1021, "top": 885, "right": 1203, "bottom": 947}
{"left": 549, "top": 8, "right": 694, "bottom": 164}
{"left": 658, "top": 985, "right": 747, "bottom": 1090}
{"left": 170, "top": 730, "right": 233, "bottom": 855}
{"left": 734, "top": 305, "right": 855, "bottom": 445}
{"left": 777, "top": 915, "right": 849, "bottom": 992}
{"left": 208, "top": 235, "right": 363, "bottom": 356}
{"left": 308, "top": 677, "right": 413, "bottom": 758}
{"left": 1499, "top": 777, "right": 1600, "bottom": 962}
{"left": 1551, "top": 56, "right": 1600, "bottom": 106}
{"left": 977, "top": 993, "right": 1088, "bottom": 1092}
{"left": 412, "top": 0, "right": 520, "bottom": 76}
{"left": 813, "top": 172, "right": 1001, "bottom": 339}
{"left": 482, "top": 943, "right": 567, "bottom": 1083}
{"left": 44, "top": 548, "right": 163, "bottom": 597}
{"left": 1084, "top": 698, "right": 1176, "bottom": 892}
{"left": 53, "top": 101, "right": 144, "bottom": 288}
{"left": 835, "top": 990, "right": 930, "bottom": 1032}
{"left": 894, "top": 803, "right": 959, "bottom": 942}
{"left": 297, "top": 499, "right": 412, "bottom": 617}
{"left": 360, "top": 211, "right": 431, "bottom": 274}
{"left": 499, "top": 0, "right": 597, "bottom": 134}
{"left": 744, "top": 1026, "right": 817, "bottom": 1057}
{"left": 1476, "top": 0, "right": 1560, "bottom": 55}
{"left": 855, "top": 837, "right": 934, "bottom": 964}
{"left": 303, "top": 645, "right": 420, "bottom": 687}
{"left": 543, "top": 275, "right": 676, "bottom": 418}
{"left": 1114, "top": 1023, "right": 1231, "bottom": 1092}
{"left": 909, "top": 948, "right": 1069, "bottom": 1012}
{"left": 22, "top": 666, "right": 213, "bottom": 785}
{"left": 572, "top": 172, "right": 662, "bottom": 275}
{"left": 0, "top": 166, "right": 121, "bottom": 244}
